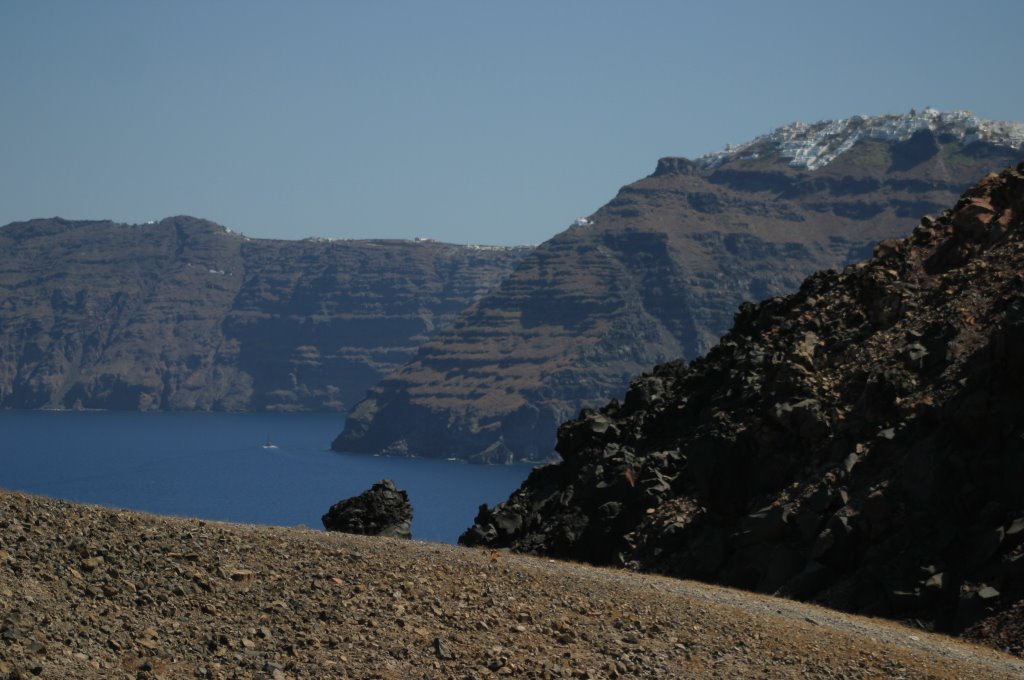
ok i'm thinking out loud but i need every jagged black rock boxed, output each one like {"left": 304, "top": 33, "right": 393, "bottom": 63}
{"left": 463, "top": 164, "right": 1024, "bottom": 648}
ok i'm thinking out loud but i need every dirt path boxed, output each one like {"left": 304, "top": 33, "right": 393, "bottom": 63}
{"left": 1, "top": 490, "right": 1021, "bottom": 679}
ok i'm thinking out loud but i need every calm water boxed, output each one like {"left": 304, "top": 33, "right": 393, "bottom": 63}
{"left": 0, "top": 411, "right": 531, "bottom": 543}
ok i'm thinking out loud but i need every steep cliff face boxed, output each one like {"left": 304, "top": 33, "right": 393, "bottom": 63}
{"left": 0, "top": 218, "right": 528, "bottom": 411}
{"left": 222, "top": 238, "right": 530, "bottom": 411}
{"left": 337, "top": 110, "right": 1024, "bottom": 461}
{"left": 462, "top": 164, "right": 1024, "bottom": 643}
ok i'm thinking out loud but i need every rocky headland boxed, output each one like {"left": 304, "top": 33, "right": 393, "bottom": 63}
{"left": 337, "top": 110, "right": 1024, "bottom": 462}
{"left": 461, "top": 163, "right": 1024, "bottom": 652}
{"left": 2, "top": 489, "right": 1023, "bottom": 679}
{"left": 0, "top": 218, "right": 529, "bottom": 412}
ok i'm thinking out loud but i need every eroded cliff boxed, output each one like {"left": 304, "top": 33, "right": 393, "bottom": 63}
{"left": 0, "top": 217, "right": 528, "bottom": 411}
{"left": 337, "top": 110, "right": 1024, "bottom": 461}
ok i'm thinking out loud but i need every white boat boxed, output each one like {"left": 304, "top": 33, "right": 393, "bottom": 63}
{"left": 262, "top": 435, "right": 278, "bottom": 450}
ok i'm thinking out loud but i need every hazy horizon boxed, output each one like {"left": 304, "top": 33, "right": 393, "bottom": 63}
{"left": 2, "top": 0, "right": 1022, "bottom": 246}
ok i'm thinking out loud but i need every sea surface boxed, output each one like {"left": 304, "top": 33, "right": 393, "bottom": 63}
{"left": 0, "top": 411, "right": 532, "bottom": 543}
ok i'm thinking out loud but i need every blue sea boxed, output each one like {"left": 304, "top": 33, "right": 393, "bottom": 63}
{"left": 0, "top": 411, "right": 532, "bottom": 543}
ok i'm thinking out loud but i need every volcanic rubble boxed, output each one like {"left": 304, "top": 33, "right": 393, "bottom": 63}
{"left": 463, "top": 163, "right": 1024, "bottom": 654}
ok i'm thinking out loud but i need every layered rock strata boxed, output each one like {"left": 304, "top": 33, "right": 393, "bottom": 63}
{"left": 462, "top": 164, "right": 1024, "bottom": 644}
{"left": 338, "top": 111, "right": 1024, "bottom": 461}
{"left": 0, "top": 217, "right": 528, "bottom": 411}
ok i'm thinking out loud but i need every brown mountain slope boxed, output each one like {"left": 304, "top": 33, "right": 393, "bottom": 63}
{"left": 337, "top": 110, "right": 1024, "bottom": 461}
{"left": 0, "top": 218, "right": 528, "bottom": 412}
{"left": 2, "top": 489, "right": 1022, "bottom": 679}
{"left": 461, "top": 164, "right": 1024, "bottom": 651}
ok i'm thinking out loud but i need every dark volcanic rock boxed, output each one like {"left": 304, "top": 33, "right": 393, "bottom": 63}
{"left": 0, "top": 217, "right": 529, "bottom": 411}
{"left": 461, "top": 164, "right": 1024, "bottom": 647}
{"left": 322, "top": 479, "right": 412, "bottom": 539}
{"left": 338, "top": 110, "right": 1024, "bottom": 462}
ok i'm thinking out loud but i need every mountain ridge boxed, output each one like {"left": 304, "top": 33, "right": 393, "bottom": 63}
{"left": 337, "top": 110, "right": 1024, "bottom": 462}
{"left": 0, "top": 216, "right": 530, "bottom": 412}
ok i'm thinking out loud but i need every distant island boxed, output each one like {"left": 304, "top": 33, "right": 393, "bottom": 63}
{"left": 0, "top": 217, "right": 529, "bottom": 412}
{"left": 3, "top": 111, "right": 1023, "bottom": 470}
{"left": 337, "top": 109, "right": 1024, "bottom": 463}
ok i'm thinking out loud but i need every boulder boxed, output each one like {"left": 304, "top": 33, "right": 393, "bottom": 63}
{"left": 322, "top": 480, "right": 413, "bottom": 539}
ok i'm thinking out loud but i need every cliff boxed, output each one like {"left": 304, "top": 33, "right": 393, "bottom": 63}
{"left": 0, "top": 217, "right": 528, "bottom": 411}
{"left": 461, "top": 163, "right": 1024, "bottom": 648}
{"left": 337, "top": 110, "right": 1024, "bottom": 461}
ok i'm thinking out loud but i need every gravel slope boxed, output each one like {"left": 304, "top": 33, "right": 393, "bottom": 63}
{"left": 1, "top": 490, "right": 1021, "bottom": 679}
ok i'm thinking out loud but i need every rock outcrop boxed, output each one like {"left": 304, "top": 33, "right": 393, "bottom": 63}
{"left": 337, "top": 110, "right": 1024, "bottom": 462}
{"left": 0, "top": 217, "right": 528, "bottom": 411}
{"left": 321, "top": 479, "right": 413, "bottom": 539}
{"left": 460, "top": 163, "right": 1024, "bottom": 642}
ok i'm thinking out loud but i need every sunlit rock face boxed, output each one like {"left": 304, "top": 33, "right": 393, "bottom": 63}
{"left": 338, "top": 110, "right": 1024, "bottom": 462}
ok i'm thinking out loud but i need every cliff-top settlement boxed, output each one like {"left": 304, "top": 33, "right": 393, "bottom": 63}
{"left": 338, "top": 110, "right": 1024, "bottom": 462}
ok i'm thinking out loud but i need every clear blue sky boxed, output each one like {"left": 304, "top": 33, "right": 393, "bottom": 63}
{"left": 2, "top": 1, "right": 1021, "bottom": 245}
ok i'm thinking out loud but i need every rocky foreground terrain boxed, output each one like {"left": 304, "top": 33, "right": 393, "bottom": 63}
{"left": 462, "top": 164, "right": 1024, "bottom": 650}
{"left": 3, "top": 490, "right": 1023, "bottom": 679}
{"left": 0, "top": 218, "right": 528, "bottom": 412}
{"left": 338, "top": 109, "right": 1024, "bottom": 462}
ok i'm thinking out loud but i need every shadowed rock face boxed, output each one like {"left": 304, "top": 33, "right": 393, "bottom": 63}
{"left": 337, "top": 119, "right": 1023, "bottom": 462}
{"left": 462, "top": 164, "right": 1024, "bottom": 643}
{"left": 0, "top": 217, "right": 529, "bottom": 411}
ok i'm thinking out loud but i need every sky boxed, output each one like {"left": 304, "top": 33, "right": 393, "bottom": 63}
{"left": 1, "top": 1, "right": 1022, "bottom": 246}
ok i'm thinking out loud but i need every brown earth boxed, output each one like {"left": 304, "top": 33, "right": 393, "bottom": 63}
{"left": 0, "top": 218, "right": 529, "bottom": 412}
{"left": 2, "top": 490, "right": 1022, "bottom": 680}
{"left": 338, "top": 117, "right": 1024, "bottom": 462}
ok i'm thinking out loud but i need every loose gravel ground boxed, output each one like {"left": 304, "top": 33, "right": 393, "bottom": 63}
{"left": 2, "top": 490, "right": 1021, "bottom": 679}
